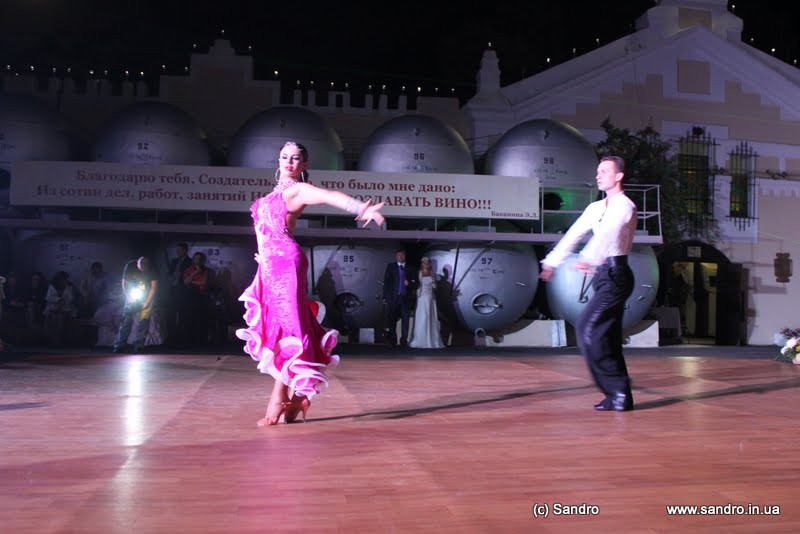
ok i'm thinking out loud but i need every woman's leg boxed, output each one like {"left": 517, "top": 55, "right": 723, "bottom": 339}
{"left": 258, "top": 379, "right": 291, "bottom": 426}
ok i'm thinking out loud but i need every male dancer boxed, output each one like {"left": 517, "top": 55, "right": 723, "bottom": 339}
{"left": 539, "top": 156, "right": 637, "bottom": 411}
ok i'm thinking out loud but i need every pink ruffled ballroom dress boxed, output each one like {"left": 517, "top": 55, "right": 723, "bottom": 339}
{"left": 236, "top": 181, "right": 339, "bottom": 398}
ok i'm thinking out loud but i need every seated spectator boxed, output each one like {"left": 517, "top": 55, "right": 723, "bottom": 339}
{"left": 26, "top": 271, "right": 47, "bottom": 333}
{"left": 43, "top": 271, "right": 78, "bottom": 346}
{"left": 0, "top": 271, "right": 26, "bottom": 344}
{"left": 79, "top": 261, "right": 109, "bottom": 319}
{"left": 93, "top": 285, "right": 123, "bottom": 348}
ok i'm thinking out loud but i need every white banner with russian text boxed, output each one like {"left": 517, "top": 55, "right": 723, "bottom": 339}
{"left": 10, "top": 161, "right": 539, "bottom": 220}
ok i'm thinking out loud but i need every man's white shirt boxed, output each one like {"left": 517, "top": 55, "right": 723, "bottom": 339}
{"left": 542, "top": 192, "right": 637, "bottom": 269}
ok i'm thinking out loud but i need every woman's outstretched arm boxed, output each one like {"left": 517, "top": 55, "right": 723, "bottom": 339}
{"left": 288, "top": 183, "right": 386, "bottom": 227}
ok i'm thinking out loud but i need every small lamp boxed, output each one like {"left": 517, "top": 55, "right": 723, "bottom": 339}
{"left": 775, "top": 252, "right": 792, "bottom": 283}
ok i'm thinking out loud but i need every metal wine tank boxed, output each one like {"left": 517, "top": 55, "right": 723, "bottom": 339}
{"left": 0, "top": 93, "right": 87, "bottom": 214}
{"left": 426, "top": 244, "right": 539, "bottom": 332}
{"left": 93, "top": 101, "right": 211, "bottom": 165}
{"left": 307, "top": 244, "right": 397, "bottom": 331}
{"left": 227, "top": 105, "right": 344, "bottom": 170}
{"left": 331, "top": 114, "right": 476, "bottom": 332}
{"left": 545, "top": 245, "right": 660, "bottom": 330}
{"left": 358, "top": 114, "right": 473, "bottom": 173}
{"left": 484, "top": 118, "right": 599, "bottom": 234}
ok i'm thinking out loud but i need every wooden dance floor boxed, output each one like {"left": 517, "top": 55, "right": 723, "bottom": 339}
{"left": 1, "top": 345, "right": 799, "bottom": 533}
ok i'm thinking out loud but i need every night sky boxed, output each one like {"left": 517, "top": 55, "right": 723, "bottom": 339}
{"left": 1, "top": 1, "right": 799, "bottom": 100}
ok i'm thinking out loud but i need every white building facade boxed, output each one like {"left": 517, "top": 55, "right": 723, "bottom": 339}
{"left": 463, "top": 0, "right": 800, "bottom": 346}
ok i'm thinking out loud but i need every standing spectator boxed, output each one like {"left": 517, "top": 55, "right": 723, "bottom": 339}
{"left": 382, "top": 247, "right": 418, "bottom": 348}
{"left": 408, "top": 257, "right": 445, "bottom": 349}
{"left": 210, "top": 267, "right": 237, "bottom": 345}
{"left": 166, "top": 242, "right": 192, "bottom": 347}
{"left": 113, "top": 257, "right": 158, "bottom": 353}
{"left": 182, "top": 251, "right": 212, "bottom": 346}
{"left": 43, "top": 271, "right": 78, "bottom": 346}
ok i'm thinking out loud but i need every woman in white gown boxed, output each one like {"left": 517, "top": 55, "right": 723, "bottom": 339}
{"left": 409, "top": 257, "right": 445, "bottom": 349}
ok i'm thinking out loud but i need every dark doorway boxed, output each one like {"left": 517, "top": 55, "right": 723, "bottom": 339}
{"left": 658, "top": 240, "right": 746, "bottom": 346}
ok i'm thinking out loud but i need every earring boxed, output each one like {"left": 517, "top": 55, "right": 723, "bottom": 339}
{"left": 301, "top": 170, "right": 309, "bottom": 183}
{"left": 274, "top": 168, "right": 281, "bottom": 180}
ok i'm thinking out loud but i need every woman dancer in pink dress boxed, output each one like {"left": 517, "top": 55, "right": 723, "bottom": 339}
{"left": 237, "top": 141, "right": 385, "bottom": 426}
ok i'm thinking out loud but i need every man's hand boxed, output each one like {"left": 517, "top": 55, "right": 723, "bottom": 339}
{"left": 572, "top": 261, "right": 596, "bottom": 275}
{"left": 539, "top": 266, "right": 554, "bottom": 282}
{"left": 139, "top": 305, "right": 153, "bottom": 321}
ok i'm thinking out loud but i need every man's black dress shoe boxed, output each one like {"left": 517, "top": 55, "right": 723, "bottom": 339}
{"left": 594, "top": 392, "right": 633, "bottom": 412}
{"left": 593, "top": 398, "right": 611, "bottom": 410}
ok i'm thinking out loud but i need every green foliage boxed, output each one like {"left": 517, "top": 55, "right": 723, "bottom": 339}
{"left": 594, "top": 119, "right": 718, "bottom": 245}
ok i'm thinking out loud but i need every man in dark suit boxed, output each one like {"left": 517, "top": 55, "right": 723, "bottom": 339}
{"left": 383, "top": 247, "right": 418, "bottom": 348}
{"left": 166, "top": 242, "right": 192, "bottom": 347}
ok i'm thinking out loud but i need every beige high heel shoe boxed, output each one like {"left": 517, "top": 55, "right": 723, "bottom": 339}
{"left": 257, "top": 400, "right": 291, "bottom": 426}
{"left": 284, "top": 396, "right": 310, "bottom": 423}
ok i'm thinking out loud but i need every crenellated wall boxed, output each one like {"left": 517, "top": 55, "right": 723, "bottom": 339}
{"left": 0, "top": 39, "right": 467, "bottom": 167}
